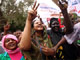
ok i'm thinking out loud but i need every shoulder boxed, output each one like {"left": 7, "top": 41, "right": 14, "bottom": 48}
{"left": 74, "top": 22, "right": 80, "bottom": 29}
{"left": 0, "top": 52, "right": 10, "bottom": 60}
{"left": 0, "top": 52, "right": 7, "bottom": 59}
{"left": 0, "top": 52, "right": 5, "bottom": 56}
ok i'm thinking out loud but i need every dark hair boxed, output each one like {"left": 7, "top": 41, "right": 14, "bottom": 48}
{"left": 31, "top": 20, "right": 36, "bottom": 28}
{"left": 31, "top": 19, "right": 43, "bottom": 28}
{"left": 50, "top": 18, "right": 58, "bottom": 27}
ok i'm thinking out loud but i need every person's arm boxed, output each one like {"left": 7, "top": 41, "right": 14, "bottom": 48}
{"left": 58, "top": 0, "right": 73, "bottom": 34}
{"left": 52, "top": 37, "right": 67, "bottom": 52}
{"left": 19, "top": 18, "right": 32, "bottom": 50}
{"left": 3, "top": 22, "right": 10, "bottom": 35}
{"left": 19, "top": 1, "right": 39, "bottom": 50}
{"left": 62, "top": 10, "right": 73, "bottom": 34}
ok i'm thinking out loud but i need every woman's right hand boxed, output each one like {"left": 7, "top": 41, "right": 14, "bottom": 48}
{"left": 27, "top": 1, "right": 39, "bottom": 22}
{"left": 42, "top": 47, "right": 56, "bottom": 56}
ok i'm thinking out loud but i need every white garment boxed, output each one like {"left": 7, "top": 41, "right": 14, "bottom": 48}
{"left": 64, "top": 22, "right": 80, "bottom": 44}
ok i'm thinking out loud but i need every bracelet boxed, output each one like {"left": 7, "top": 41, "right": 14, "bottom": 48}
{"left": 40, "top": 47, "right": 42, "bottom": 53}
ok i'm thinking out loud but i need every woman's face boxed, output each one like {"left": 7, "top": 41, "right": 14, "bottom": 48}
{"left": 33, "top": 20, "right": 43, "bottom": 31}
{"left": 51, "top": 21, "right": 60, "bottom": 32}
{"left": 4, "top": 38, "right": 17, "bottom": 50}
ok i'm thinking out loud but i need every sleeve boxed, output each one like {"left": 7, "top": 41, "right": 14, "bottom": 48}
{"left": 21, "top": 42, "right": 40, "bottom": 56}
{"left": 0, "top": 54, "right": 3, "bottom": 60}
{"left": 64, "top": 28, "right": 79, "bottom": 44}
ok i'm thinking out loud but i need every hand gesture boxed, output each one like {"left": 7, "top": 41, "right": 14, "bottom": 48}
{"left": 41, "top": 43, "right": 56, "bottom": 56}
{"left": 51, "top": 46, "right": 58, "bottom": 54}
{"left": 4, "top": 22, "right": 10, "bottom": 31}
{"left": 28, "top": 1, "right": 39, "bottom": 21}
{"left": 58, "top": 0, "right": 68, "bottom": 11}
{"left": 42, "top": 47, "right": 56, "bottom": 56}
{"left": 37, "top": 14, "right": 43, "bottom": 24}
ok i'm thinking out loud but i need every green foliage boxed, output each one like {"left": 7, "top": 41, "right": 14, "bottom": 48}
{"left": 0, "top": 0, "right": 34, "bottom": 32}
{"left": 72, "top": 13, "right": 78, "bottom": 20}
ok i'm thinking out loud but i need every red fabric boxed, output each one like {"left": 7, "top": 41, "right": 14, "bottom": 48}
{"left": 48, "top": 35, "right": 50, "bottom": 39}
{"left": 9, "top": 51, "right": 22, "bottom": 60}
{"left": 58, "top": 18, "right": 64, "bottom": 28}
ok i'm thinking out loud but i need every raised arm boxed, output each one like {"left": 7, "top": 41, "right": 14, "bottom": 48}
{"left": 58, "top": 0, "right": 73, "bottom": 34}
{"left": 52, "top": 37, "right": 67, "bottom": 53}
{"left": 19, "top": 1, "right": 39, "bottom": 50}
{"left": 4, "top": 22, "right": 10, "bottom": 35}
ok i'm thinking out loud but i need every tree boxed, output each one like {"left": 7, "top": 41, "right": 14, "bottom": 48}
{"left": 0, "top": 0, "right": 34, "bottom": 32}
{"left": 0, "top": 0, "right": 7, "bottom": 32}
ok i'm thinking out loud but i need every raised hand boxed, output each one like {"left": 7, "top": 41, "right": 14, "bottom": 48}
{"left": 4, "top": 22, "right": 10, "bottom": 31}
{"left": 58, "top": 0, "right": 68, "bottom": 11}
{"left": 28, "top": 1, "right": 39, "bottom": 21}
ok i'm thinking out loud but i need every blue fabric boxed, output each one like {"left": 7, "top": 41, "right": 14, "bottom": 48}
{"left": 20, "top": 56, "right": 24, "bottom": 60}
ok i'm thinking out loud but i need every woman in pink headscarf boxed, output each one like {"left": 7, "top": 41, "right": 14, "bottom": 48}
{"left": 0, "top": 34, "right": 25, "bottom": 60}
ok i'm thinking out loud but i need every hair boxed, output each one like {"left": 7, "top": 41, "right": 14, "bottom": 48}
{"left": 50, "top": 18, "right": 58, "bottom": 27}
{"left": 31, "top": 20, "right": 35, "bottom": 28}
{"left": 31, "top": 17, "right": 43, "bottom": 28}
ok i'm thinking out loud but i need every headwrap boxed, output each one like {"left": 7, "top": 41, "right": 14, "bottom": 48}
{"left": 1, "top": 34, "right": 20, "bottom": 54}
{"left": 50, "top": 18, "right": 59, "bottom": 27}
{"left": 31, "top": 17, "right": 43, "bottom": 28}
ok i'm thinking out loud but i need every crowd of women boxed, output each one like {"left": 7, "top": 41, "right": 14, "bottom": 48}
{"left": 0, "top": 0, "right": 80, "bottom": 60}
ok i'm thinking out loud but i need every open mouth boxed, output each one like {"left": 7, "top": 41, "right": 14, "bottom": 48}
{"left": 9, "top": 43, "right": 16, "bottom": 47}
{"left": 37, "top": 26, "right": 43, "bottom": 28}
{"left": 55, "top": 27, "right": 59, "bottom": 30}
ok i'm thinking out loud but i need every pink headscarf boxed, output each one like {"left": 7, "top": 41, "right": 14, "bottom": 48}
{"left": 1, "top": 34, "right": 23, "bottom": 60}
{"left": 1, "top": 34, "right": 20, "bottom": 54}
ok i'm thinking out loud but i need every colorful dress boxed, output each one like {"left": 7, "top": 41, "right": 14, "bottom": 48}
{"left": 21, "top": 28, "right": 55, "bottom": 60}
{"left": 0, "top": 52, "right": 25, "bottom": 60}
